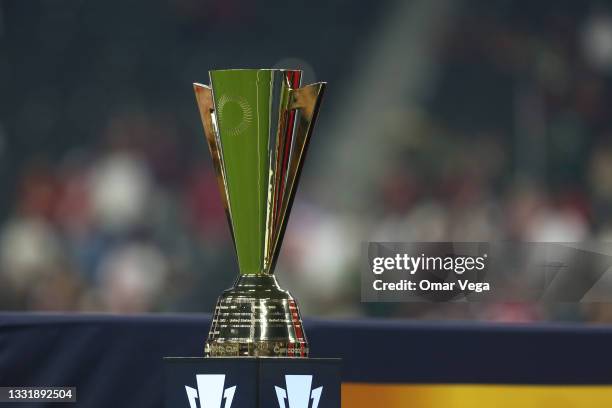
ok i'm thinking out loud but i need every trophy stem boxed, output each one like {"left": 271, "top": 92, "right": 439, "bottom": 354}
{"left": 205, "top": 274, "right": 309, "bottom": 357}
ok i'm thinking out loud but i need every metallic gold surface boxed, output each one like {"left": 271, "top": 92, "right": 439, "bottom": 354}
{"left": 193, "top": 84, "right": 235, "bottom": 246}
{"left": 342, "top": 384, "right": 612, "bottom": 408}
{"left": 193, "top": 69, "right": 325, "bottom": 357}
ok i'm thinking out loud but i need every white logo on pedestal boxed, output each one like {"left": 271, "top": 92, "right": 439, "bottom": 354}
{"left": 185, "top": 374, "right": 236, "bottom": 408}
{"left": 275, "top": 375, "right": 323, "bottom": 408}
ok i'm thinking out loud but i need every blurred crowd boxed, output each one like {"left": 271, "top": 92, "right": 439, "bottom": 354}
{"left": 2, "top": 1, "right": 612, "bottom": 322}
{"left": 357, "top": 2, "right": 612, "bottom": 322}
{"left": 0, "top": 113, "right": 237, "bottom": 313}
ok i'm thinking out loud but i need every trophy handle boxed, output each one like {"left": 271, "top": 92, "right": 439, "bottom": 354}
{"left": 269, "top": 82, "right": 326, "bottom": 272}
{"left": 193, "top": 83, "right": 236, "bottom": 246}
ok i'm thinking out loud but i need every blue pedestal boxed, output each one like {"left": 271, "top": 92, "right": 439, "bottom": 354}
{"left": 164, "top": 357, "right": 341, "bottom": 408}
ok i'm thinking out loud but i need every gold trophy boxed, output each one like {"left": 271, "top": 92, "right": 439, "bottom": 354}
{"left": 194, "top": 69, "right": 325, "bottom": 357}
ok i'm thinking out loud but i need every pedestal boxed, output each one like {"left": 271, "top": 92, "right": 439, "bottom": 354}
{"left": 164, "top": 357, "right": 341, "bottom": 408}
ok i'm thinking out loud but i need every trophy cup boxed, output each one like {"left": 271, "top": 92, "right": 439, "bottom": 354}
{"left": 193, "top": 69, "right": 325, "bottom": 358}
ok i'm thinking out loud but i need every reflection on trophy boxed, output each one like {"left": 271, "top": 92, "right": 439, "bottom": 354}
{"left": 193, "top": 69, "right": 326, "bottom": 357}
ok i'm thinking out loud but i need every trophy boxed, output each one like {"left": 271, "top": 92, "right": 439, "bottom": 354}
{"left": 193, "top": 69, "right": 325, "bottom": 357}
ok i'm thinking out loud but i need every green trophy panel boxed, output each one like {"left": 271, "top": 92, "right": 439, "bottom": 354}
{"left": 209, "top": 70, "right": 274, "bottom": 276}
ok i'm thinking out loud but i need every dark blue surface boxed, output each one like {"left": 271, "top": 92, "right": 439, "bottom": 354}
{"left": 165, "top": 358, "right": 258, "bottom": 408}
{"left": 164, "top": 358, "right": 340, "bottom": 408}
{"left": 1, "top": 313, "right": 612, "bottom": 407}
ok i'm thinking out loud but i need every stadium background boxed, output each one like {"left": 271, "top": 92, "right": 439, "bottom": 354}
{"left": 2, "top": 1, "right": 612, "bottom": 406}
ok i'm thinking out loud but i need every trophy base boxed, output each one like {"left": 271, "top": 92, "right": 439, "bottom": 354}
{"left": 205, "top": 275, "right": 309, "bottom": 357}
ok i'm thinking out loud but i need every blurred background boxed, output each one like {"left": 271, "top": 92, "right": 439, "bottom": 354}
{"left": 0, "top": 0, "right": 612, "bottom": 322}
